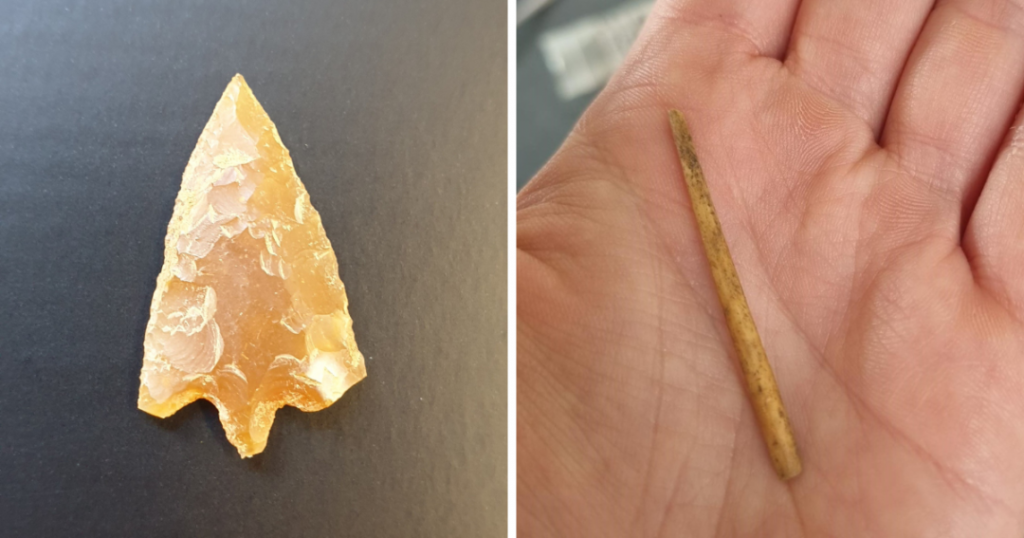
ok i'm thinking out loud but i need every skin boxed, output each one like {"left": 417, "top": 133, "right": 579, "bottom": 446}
{"left": 517, "top": 0, "right": 1024, "bottom": 536}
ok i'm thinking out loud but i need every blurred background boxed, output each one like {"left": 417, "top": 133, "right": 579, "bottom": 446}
{"left": 517, "top": 0, "right": 652, "bottom": 190}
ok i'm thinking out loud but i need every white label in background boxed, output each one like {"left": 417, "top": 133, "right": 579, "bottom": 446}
{"left": 539, "top": 1, "right": 654, "bottom": 101}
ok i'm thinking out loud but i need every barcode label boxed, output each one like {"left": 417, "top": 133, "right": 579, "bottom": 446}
{"left": 539, "top": 1, "right": 654, "bottom": 101}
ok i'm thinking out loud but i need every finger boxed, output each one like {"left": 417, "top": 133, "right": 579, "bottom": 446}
{"left": 784, "top": 0, "right": 933, "bottom": 133}
{"left": 525, "top": 0, "right": 807, "bottom": 206}
{"left": 964, "top": 102, "right": 1024, "bottom": 310}
{"left": 881, "top": 0, "right": 1024, "bottom": 230}
{"left": 651, "top": 0, "right": 801, "bottom": 59}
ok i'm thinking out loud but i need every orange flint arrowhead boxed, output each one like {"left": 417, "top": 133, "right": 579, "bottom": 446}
{"left": 138, "top": 74, "right": 366, "bottom": 458}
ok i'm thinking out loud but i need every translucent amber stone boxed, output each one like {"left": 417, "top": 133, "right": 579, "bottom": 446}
{"left": 138, "top": 74, "right": 366, "bottom": 457}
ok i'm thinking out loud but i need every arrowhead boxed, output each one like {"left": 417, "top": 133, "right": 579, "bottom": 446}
{"left": 139, "top": 74, "right": 366, "bottom": 458}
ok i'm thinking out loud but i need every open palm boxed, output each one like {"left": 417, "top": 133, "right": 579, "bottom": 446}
{"left": 518, "top": 0, "right": 1024, "bottom": 535}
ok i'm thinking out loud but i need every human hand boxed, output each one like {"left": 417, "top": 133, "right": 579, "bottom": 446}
{"left": 517, "top": 0, "right": 1024, "bottom": 535}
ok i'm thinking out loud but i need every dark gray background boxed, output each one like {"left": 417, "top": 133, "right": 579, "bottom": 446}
{"left": 517, "top": 0, "right": 630, "bottom": 189}
{"left": 0, "top": 1, "right": 506, "bottom": 536}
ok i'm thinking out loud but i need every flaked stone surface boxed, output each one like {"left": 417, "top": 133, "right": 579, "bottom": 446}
{"left": 138, "top": 74, "right": 366, "bottom": 458}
